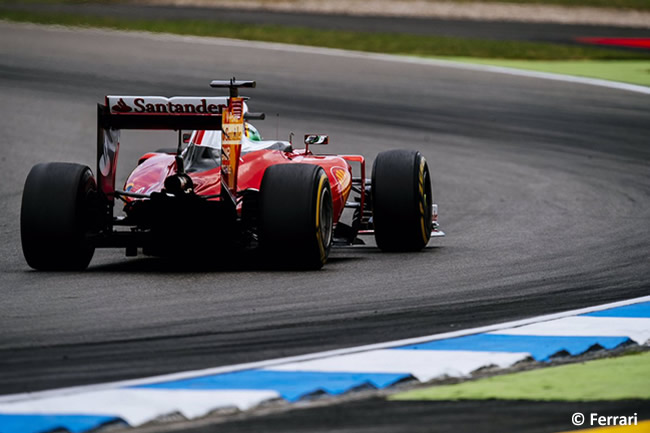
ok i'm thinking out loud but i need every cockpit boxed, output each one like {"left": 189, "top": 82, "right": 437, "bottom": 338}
{"left": 182, "top": 123, "right": 292, "bottom": 173}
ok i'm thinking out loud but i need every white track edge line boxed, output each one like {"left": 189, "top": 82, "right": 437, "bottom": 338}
{"left": 1, "top": 295, "right": 648, "bottom": 404}
{"left": 2, "top": 20, "right": 649, "bottom": 96}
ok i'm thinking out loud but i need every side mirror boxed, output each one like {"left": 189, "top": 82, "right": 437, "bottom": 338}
{"left": 182, "top": 133, "right": 191, "bottom": 144}
{"left": 304, "top": 134, "right": 328, "bottom": 154}
{"left": 304, "top": 134, "right": 329, "bottom": 145}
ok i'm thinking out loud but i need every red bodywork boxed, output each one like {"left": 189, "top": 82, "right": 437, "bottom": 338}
{"left": 125, "top": 147, "right": 361, "bottom": 224}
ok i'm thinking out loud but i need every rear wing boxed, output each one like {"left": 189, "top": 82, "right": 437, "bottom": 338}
{"left": 97, "top": 96, "right": 226, "bottom": 205}
{"left": 97, "top": 79, "right": 258, "bottom": 214}
{"left": 99, "top": 96, "right": 227, "bottom": 130}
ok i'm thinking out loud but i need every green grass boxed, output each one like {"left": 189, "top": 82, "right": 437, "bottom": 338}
{"left": 391, "top": 351, "right": 650, "bottom": 402}
{"left": 439, "top": 58, "right": 650, "bottom": 86}
{"left": 422, "top": 0, "right": 650, "bottom": 11}
{"left": 117, "top": 0, "right": 650, "bottom": 11}
{"left": 2, "top": 8, "right": 649, "bottom": 61}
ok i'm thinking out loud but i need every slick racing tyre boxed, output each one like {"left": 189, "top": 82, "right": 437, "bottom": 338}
{"left": 259, "top": 164, "right": 333, "bottom": 270}
{"left": 21, "top": 162, "right": 98, "bottom": 270}
{"left": 372, "top": 149, "right": 433, "bottom": 252}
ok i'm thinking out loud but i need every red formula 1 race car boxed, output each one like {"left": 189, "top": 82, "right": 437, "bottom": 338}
{"left": 21, "top": 79, "right": 443, "bottom": 270}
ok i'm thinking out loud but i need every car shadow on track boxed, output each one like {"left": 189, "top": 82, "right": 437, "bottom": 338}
{"left": 83, "top": 253, "right": 355, "bottom": 274}
{"left": 78, "top": 246, "right": 441, "bottom": 274}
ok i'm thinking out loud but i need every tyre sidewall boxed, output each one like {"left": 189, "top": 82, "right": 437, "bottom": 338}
{"left": 259, "top": 164, "right": 333, "bottom": 269}
{"left": 21, "top": 163, "right": 97, "bottom": 270}
{"left": 372, "top": 150, "right": 432, "bottom": 251}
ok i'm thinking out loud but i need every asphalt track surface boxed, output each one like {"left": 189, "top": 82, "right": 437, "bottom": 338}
{"left": 0, "top": 20, "right": 649, "bottom": 429}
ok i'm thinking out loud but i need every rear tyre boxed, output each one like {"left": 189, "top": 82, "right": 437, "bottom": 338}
{"left": 372, "top": 150, "right": 432, "bottom": 252}
{"left": 259, "top": 164, "right": 333, "bottom": 270}
{"left": 21, "top": 162, "right": 98, "bottom": 270}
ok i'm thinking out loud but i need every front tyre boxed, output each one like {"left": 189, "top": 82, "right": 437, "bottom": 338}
{"left": 372, "top": 149, "right": 433, "bottom": 252}
{"left": 21, "top": 162, "right": 98, "bottom": 270}
{"left": 259, "top": 164, "right": 333, "bottom": 270}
